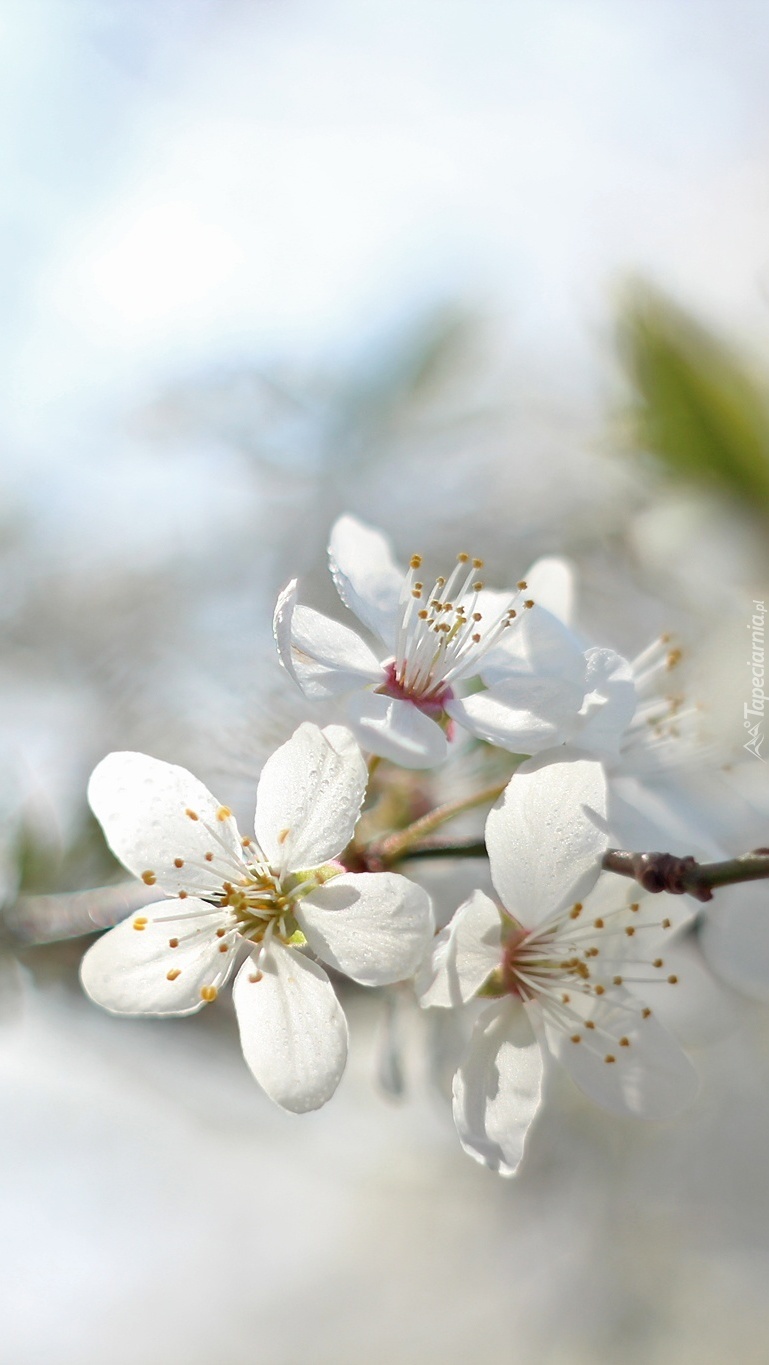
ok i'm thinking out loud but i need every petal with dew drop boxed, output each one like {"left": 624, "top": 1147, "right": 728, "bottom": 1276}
{"left": 80, "top": 899, "right": 236, "bottom": 1017}
{"left": 328, "top": 515, "right": 405, "bottom": 647}
{"left": 298, "top": 871, "right": 433, "bottom": 987}
{"left": 254, "top": 723, "right": 367, "bottom": 872}
{"left": 232, "top": 942, "right": 348, "bottom": 1113}
{"left": 452, "top": 1001, "right": 543, "bottom": 1177}
{"left": 417, "top": 890, "right": 502, "bottom": 1008}
{"left": 88, "top": 752, "right": 246, "bottom": 899}
{"left": 274, "top": 580, "right": 383, "bottom": 699}
{"left": 485, "top": 758, "right": 608, "bottom": 926}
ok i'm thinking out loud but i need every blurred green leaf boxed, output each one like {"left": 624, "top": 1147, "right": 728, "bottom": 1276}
{"left": 618, "top": 286, "right": 769, "bottom": 512}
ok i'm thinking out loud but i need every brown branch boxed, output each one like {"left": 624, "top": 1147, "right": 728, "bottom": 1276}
{"left": 601, "top": 848, "right": 769, "bottom": 903}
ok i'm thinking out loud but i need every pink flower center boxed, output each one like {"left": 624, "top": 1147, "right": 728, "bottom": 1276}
{"left": 378, "top": 659, "right": 455, "bottom": 716}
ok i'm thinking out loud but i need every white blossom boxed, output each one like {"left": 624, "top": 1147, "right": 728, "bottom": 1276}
{"left": 417, "top": 758, "right": 698, "bottom": 1175}
{"left": 274, "top": 516, "right": 621, "bottom": 769}
{"left": 81, "top": 723, "right": 433, "bottom": 1113}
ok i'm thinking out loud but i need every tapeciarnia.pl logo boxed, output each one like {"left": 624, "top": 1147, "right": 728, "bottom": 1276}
{"left": 744, "top": 600, "right": 766, "bottom": 760}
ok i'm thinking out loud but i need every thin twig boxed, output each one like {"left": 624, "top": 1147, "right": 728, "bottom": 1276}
{"left": 601, "top": 848, "right": 769, "bottom": 903}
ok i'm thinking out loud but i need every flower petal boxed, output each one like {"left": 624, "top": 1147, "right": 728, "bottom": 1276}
{"left": 87, "top": 751, "right": 245, "bottom": 897}
{"left": 274, "top": 580, "right": 383, "bottom": 699}
{"left": 417, "top": 889, "right": 502, "bottom": 1007}
{"left": 479, "top": 605, "right": 586, "bottom": 688}
{"left": 232, "top": 942, "right": 348, "bottom": 1112}
{"left": 452, "top": 1002, "right": 543, "bottom": 1176}
{"left": 539, "top": 986, "right": 699, "bottom": 1119}
{"left": 80, "top": 899, "right": 235, "bottom": 1016}
{"left": 345, "top": 691, "right": 448, "bottom": 768}
{"left": 297, "top": 871, "right": 433, "bottom": 986}
{"left": 254, "top": 723, "right": 367, "bottom": 872}
{"left": 485, "top": 757, "right": 608, "bottom": 925}
{"left": 572, "top": 649, "right": 636, "bottom": 757}
{"left": 328, "top": 514, "right": 404, "bottom": 646}
{"left": 522, "top": 556, "right": 575, "bottom": 627}
{"left": 700, "top": 883, "right": 769, "bottom": 1002}
{"left": 447, "top": 677, "right": 584, "bottom": 755}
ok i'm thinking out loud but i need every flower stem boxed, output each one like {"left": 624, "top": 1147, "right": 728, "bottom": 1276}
{"left": 365, "top": 781, "right": 507, "bottom": 869}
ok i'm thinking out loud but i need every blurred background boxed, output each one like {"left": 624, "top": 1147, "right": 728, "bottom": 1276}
{"left": 3, "top": 2, "right": 769, "bottom": 1361}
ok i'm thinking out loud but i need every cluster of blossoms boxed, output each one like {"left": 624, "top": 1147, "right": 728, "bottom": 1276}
{"left": 81, "top": 515, "right": 764, "bottom": 1175}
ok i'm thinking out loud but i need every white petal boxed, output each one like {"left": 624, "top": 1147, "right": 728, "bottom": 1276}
{"left": 345, "top": 691, "right": 448, "bottom": 768}
{"left": 87, "top": 751, "right": 245, "bottom": 897}
{"left": 232, "top": 942, "right": 348, "bottom": 1112}
{"left": 79, "top": 899, "right": 235, "bottom": 1016}
{"left": 254, "top": 723, "right": 367, "bottom": 872}
{"left": 540, "top": 987, "right": 699, "bottom": 1119}
{"left": 452, "top": 1002, "right": 543, "bottom": 1177}
{"left": 447, "top": 677, "right": 584, "bottom": 754}
{"left": 522, "top": 556, "right": 575, "bottom": 627}
{"left": 480, "top": 605, "right": 586, "bottom": 688}
{"left": 297, "top": 871, "right": 433, "bottom": 986}
{"left": 700, "top": 883, "right": 769, "bottom": 1002}
{"left": 328, "top": 514, "right": 404, "bottom": 646}
{"left": 485, "top": 758, "right": 608, "bottom": 924}
{"left": 417, "top": 890, "right": 502, "bottom": 1007}
{"left": 572, "top": 649, "right": 637, "bottom": 757}
{"left": 273, "top": 580, "right": 383, "bottom": 699}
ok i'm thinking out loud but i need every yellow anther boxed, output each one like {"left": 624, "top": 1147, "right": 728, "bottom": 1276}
{"left": 216, "top": 806, "right": 232, "bottom": 821}
{"left": 630, "top": 903, "right": 639, "bottom": 912}
{"left": 594, "top": 985, "right": 605, "bottom": 995}
{"left": 604, "top": 1054, "right": 616, "bottom": 1064}
{"left": 472, "top": 581, "right": 484, "bottom": 592}
{"left": 613, "top": 975, "right": 623, "bottom": 986}
{"left": 472, "top": 633, "right": 481, "bottom": 643}
{"left": 594, "top": 918, "right": 604, "bottom": 929}
{"left": 585, "top": 1020, "right": 596, "bottom": 1030}
{"left": 411, "top": 588, "right": 421, "bottom": 598}
{"left": 185, "top": 808, "right": 199, "bottom": 821}
{"left": 662, "top": 917, "right": 671, "bottom": 928}
{"left": 410, "top": 554, "right": 422, "bottom": 569}
{"left": 166, "top": 969, "right": 181, "bottom": 981}
{"left": 215, "top": 928, "right": 226, "bottom": 938}
{"left": 133, "top": 917, "right": 148, "bottom": 931}
{"left": 418, "top": 609, "right": 429, "bottom": 619}
{"left": 205, "top": 852, "right": 214, "bottom": 862}
{"left": 570, "top": 1034, "right": 581, "bottom": 1044}
{"left": 169, "top": 938, "right": 179, "bottom": 948}
{"left": 472, "top": 558, "right": 483, "bottom": 569}
{"left": 278, "top": 828, "right": 290, "bottom": 845}
{"left": 653, "top": 958, "right": 663, "bottom": 969}
{"left": 625, "top": 926, "right": 635, "bottom": 937}
{"left": 249, "top": 971, "right": 263, "bottom": 984}
{"left": 570, "top": 903, "right": 583, "bottom": 919}
{"left": 178, "top": 891, "right": 188, "bottom": 900}
{"left": 218, "top": 943, "right": 228, "bottom": 954}
{"left": 517, "top": 580, "right": 527, "bottom": 590}
{"left": 642, "top": 1007, "right": 652, "bottom": 1018}
{"left": 200, "top": 986, "right": 218, "bottom": 1003}
{"left": 666, "top": 649, "right": 683, "bottom": 670}
{"left": 619, "top": 1037, "right": 630, "bottom": 1047}
{"left": 667, "top": 974, "right": 678, "bottom": 984}
{"left": 524, "top": 599, "right": 534, "bottom": 609}
{"left": 174, "top": 858, "right": 184, "bottom": 869}
{"left": 457, "top": 552, "right": 469, "bottom": 563}
{"left": 141, "top": 871, "right": 156, "bottom": 886}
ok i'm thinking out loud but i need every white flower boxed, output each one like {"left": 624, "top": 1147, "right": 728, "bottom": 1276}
{"left": 417, "top": 758, "right": 698, "bottom": 1176}
{"left": 81, "top": 723, "right": 433, "bottom": 1113}
{"left": 274, "top": 516, "right": 620, "bottom": 769}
